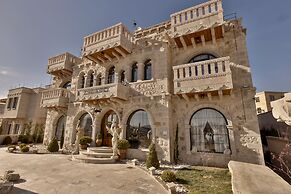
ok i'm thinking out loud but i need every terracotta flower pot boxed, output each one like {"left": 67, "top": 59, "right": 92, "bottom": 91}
{"left": 96, "top": 139, "right": 102, "bottom": 147}
{"left": 118, "top": 149, "right": 127, "bottom": 159}
{"left": 80, "top": 144, "right": 87, "bottom": 150}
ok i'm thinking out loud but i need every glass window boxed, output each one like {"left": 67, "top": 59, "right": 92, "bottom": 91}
{"left": 144, "top": 61, "right": 152, "bottom": 80}
{"left": 63, "top": 82, "right": 71, "bottom": 89}
{"left": 12, "top": 97, "right": 18, "bottom": 109}
{"left": 7, "top": 98, "right": 12, "bottom": 109}
{"left": 195, "top": 66, "right": 198, "bottom": 76}
{"left": 190, "top": 108, "right": 230, "bottom": 153}
{"left": 55, "top": 116, "right": 66, "bottom": 141}
{"left": 269, "top": 95, "right": 275, "bottom": 101}
{"left": 215, "top": 2, "right": 218, "bottom": 11}
{"left": 196, "top": 9, "right": 200, "bottom": 17}
{"left": 14, "top": 124, "right": 20, "bottom": 134}
{"left": 79, "top": 74, "right": 85, "bottom": 88}
{"left": 208, "top": 5, "right": 212, "bottom": 13}
{"left": 222, "top": 61, "right": 226, "bottom": 72}
{"left": 108, "top": 66, "right": 115, "bottom": 84}
{"left": 190, "top": 10, "right": 193, "bottom": 19}
{"left": 202, "top": 7, "right": 205, "bottom": 15}
{"left": 79, "top": 113, "right": 92, "bottom": 137}
{"left": 120, "top": 70, "right": 125, "bottom": 83}
{"left": 189, "top": 54, "right": 216, "bottom": 63}
{"left": 96, "top": 74, "right": 102, "bottom": 86}
{"left": 131, "top": 63, "right": 138, "bottom": 82}
{"left": 255, "top": 97, "right": 260, "bottom": 102}
{"left": 126, "top": 110, "right": 152, "bottom": 149}
{"left": 89, "top": 72, "right": 94, "bottom": 87}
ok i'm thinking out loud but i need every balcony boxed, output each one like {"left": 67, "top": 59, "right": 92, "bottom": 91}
{"left": 47, "top": 52, "right": 81, "bottom": 77}
{"left": 173, "top": 56, "right": 233, "bottom": 95}
{"left": 76, "top": 83, "right": 129, "bottom": 102}
{"left": 170, "top": 0, "right": 224, "bottom": 49}
{"left": 82, "top": 23, "right": 134, "bottom": 64}
{"left": 41, "top": 88, "right": 70, "bottom": 108}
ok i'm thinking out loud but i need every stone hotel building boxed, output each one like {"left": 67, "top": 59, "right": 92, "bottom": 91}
{"left": 41, "top": 0, "right": 264, "bottom": 166}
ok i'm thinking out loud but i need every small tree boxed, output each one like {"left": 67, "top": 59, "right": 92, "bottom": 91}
{"left": 146, "top": 143, "right": 160, "bottom": 169}
{"left": 47, "top": 137, "right": 59, "bottom": 152}
{"left": 2, "top": 136, "right": 12, "bottom": 145}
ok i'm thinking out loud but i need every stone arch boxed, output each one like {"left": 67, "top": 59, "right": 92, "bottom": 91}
{"left": 183, "top": 103, "right": 235, "bottom": 155}
{"left": 94, "top": 107, "right": 121, "bottom": 134}
{"left": 77, "top": 71, "right": 86, "bottom": 89}
{"left": 71, "top": 110, "right": 94, "bottom": 143}
{"left": 122, "top": 106, "right": 156, "bottom": 142}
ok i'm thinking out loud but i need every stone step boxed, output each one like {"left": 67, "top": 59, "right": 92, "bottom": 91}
{"left": 80, "top": 151, "right": 113, "bottom": 158}
{"left": 72, "top": 155, "right": 116, "bottom": 164}
{"left": 87, "top": 147, "right": 113, "bottom": 153}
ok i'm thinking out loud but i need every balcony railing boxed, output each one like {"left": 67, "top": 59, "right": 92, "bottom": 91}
{"left": 173, "top": 56, "right": 233, "bottom": 94}
{"left": 47, "top": 52, "right": 81, "bottom": 76}
{"left": 76, "top": 83, "right": 129, "bottom": 101}
{"left": 82, "top": 23, "right": 134, "bottom": 63}
{"left": 171, "top": 0, "right": 223, "bottom": 35}
{"left": 41, "top": 88, "right": 70, "bottom": 108}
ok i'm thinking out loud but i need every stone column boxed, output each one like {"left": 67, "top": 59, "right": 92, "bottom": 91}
{"left": 125, "top": 66, "right": 131, "bottom": 83}
{"left": 91, "top": 123, "right": 97, "bottom": 147}
{"left": 84, "top": 75, "right": 88, "bottom": 87}
{"left": 115, "top": 72, "right": 119, "bottom": 84}
{"left": 137, "top": 62, "right": 144, "bottom": 81}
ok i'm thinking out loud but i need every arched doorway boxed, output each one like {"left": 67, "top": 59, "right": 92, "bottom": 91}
{"left": 101, "top": 110, "right": 118, "bottom": 146}
{"left": 126, "top": 110, "right": 152, "bottom": 149}
{"left": 79, "top": 113, "right": 93, "bottom": 137}
{"left": 55, "top": 115, "right": 66, "bottom": 149}
{"left": 190, "top": 108, "right": 230, "bottom": 153}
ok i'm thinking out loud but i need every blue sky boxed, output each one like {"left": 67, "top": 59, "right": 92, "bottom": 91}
{"left": 0, "top": 0, "right": 290, "bottom": 98}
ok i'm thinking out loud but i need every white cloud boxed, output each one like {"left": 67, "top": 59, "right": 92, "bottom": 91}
{"left": 0, "top": 70, "right": 8, "bottom": 75}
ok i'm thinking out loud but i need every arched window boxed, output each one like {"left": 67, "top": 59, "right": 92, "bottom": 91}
{"left": 55, "top": 115, "right": 66, "bottom": 144}
{"left": 108, "top": 66, "right": 115, "bottom": 84}
{"left": 88, "top": 72, "right": 94, "bottom": 87}
{"left": 62, "top": 81, "right": 71, "bottom": 89}
{"left": 79, "top": 113, "right": 93, "bottom": 137}
{"left": 96, "top": 74, "right": 102, "bottom": 86}
{"left": 190, "top": 108, "right": 230, "bottom": 153}
{"left": 189, "top": 53, "right": 216, "bottom": 63}
{"left": 126, "top": 110, "right": 152, "bottom": 149}
{"left": 79, "top": 73, "right": 85, "bottom": 88}
{"left": 131, "top": 63, "right": 138, "bottom": 82}
{"left": 120, "top": 70, "right": 125, "bottom": 83}
{"left": 144, "top": 60, "right": 152, "bottom": 80}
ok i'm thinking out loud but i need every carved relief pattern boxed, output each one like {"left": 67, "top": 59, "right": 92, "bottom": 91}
{"left": 131, "top": 81, "right": 166, "bottom": 96}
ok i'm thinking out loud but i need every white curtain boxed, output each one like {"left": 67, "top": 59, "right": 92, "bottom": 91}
{"left": 190, "top": 108, "right": 229, "bottom": 153}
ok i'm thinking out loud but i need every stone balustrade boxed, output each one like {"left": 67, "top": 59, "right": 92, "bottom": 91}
{"left": 171, "top": 0, "right": 223, "bottom": 35}
{"left": 47, "top": 52, "right": 81, "bottom": 76}
{"left": 41, "top": 88, "right": 70, "bottom": 108}
{"left": 76, "top": 83, "right": 129, "bottom": 101}
{"left": 82, "top": 23, "right": 134, "bottom": 63}
{"left": 173, "top": 56, "right": 233, "bottom": 94}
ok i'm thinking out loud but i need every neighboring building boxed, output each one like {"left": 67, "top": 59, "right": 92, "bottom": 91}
{"left": 0, "top": 87, "right": 47, "bottom": 135}
{"left": 255, "top": 91, "right": 286, "bottom": 114}
{"left": 41, "top": 0, "right": 264, "bottom": 166}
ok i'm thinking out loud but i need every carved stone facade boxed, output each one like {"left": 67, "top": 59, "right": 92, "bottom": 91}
{"left": 41, "top": 0, "right": 264, "bottom": 166}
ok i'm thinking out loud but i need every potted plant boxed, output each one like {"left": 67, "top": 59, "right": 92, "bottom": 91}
{"left": 117, "top": 139, "right": 130, "bottom": 159}
{"left": 79, "top": 136, "right": 92, "bottom": 150}
{"left": 96, "top": 133, "right": 102, "bottom": 147}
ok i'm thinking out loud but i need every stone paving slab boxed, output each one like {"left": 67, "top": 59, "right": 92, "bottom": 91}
{"left": 228, "top": 161, "right": 291, "bottom": 194}
{"left": 0, "top": 147, "right": 167, "bottom": 194}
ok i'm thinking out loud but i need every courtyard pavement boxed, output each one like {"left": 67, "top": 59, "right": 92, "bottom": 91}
{"left": 0, "top": 147, "right": 167, "bottom": 194}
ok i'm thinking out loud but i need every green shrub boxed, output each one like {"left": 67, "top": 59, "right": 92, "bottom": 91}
{"left": 18, "top": 134, "right": 29, "bottom": 143}
{"left": 47, "top": 138, "right": 59, "bottom": 152}
{"left": 79, "top": 136, "right": 92, "bottom": 145}
{"left": 117, "top": 139, "right": 130, "bottom": 149}
{"left": 161, "top": 170, "right": 176, "bottom": 182}
{"left": 7, "top": 145, "right": 16, "bottom": 153}
{"left": 146, "top": 143, "right": 160, "bottom": 169}
{"left": 20, "top": 145, "right": 29, "bottom": 152}
{"left": 2, "top": 136, "right": 12, "bottom": 145}
{"left": 19, "top": 143, "right": 26, "bottom": 149}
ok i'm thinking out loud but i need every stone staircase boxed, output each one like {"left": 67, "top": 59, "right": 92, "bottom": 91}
{"left": 72, "top": 147, "right": 116, "bottom": 164}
